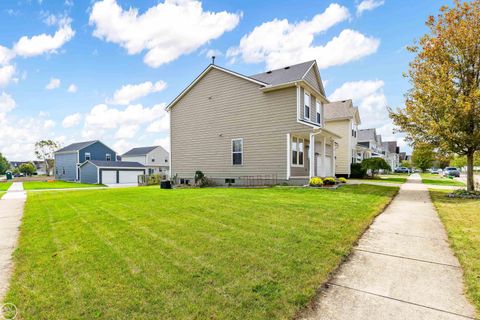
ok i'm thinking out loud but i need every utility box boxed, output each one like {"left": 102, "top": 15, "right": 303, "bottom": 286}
{"left": 6, "top": 171, "right": 13, "bottom": 180}
{"left": 160, "top": 180, "right": 172, "bottom": 189}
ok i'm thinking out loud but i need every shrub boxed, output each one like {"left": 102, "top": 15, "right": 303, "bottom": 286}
{"left": 338, "top": 177, "right": 347, "bottom": 183}
{"left": 323, "top": 177, "right": 336, "bottom": 185}
{"left": 309, "top": 177, "right": 323, "bottom": 187}
{"left": 361, "top": 158, "right": 391, "bottom": 178}
{"left": 350, "top": 163, "right": 367, "bottom": 178}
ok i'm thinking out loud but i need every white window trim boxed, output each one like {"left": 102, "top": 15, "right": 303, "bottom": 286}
{"left": 85, "top": 152, "right": 91, "bottom": 161}
{"left": 231, "top": 138, "right": 243, "bottom": 166}
{"left": 316, "top": 101, "right": 322, "bottom": 124}
{"left": 291, "top": 136, "right": 305, "bottom": 167}
{"left": 106, "top": 153, "right": 111, "bottom": 161}
{"left": 304, "top": 92, "right": 311, "bottom": 120}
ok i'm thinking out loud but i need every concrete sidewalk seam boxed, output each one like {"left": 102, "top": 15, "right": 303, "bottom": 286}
{"left": 327, "top": 283, "right": 476, "bottom": 320}
{"left": 354, "top": 248, "right": 461, "bottom": 268}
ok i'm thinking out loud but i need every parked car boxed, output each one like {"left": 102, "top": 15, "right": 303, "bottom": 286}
{"left": 443, "top": 167, "right": 460, "bottom": 177}
{"left": 394, "top": 167, "right": 410, "bottom": 173}
{"left": 430, "top": 168, "right": 442, "bottom": 174}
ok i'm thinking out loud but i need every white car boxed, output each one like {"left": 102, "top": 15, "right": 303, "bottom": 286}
{"left": 430, "top": 168, "right": 442, "bottom": 174}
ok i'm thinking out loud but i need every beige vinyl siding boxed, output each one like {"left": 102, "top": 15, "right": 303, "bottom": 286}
{"left": 304, "top": 67, "right": 323, "bottom": 94}
{"left": 299, "top": 86, "right": 327, "bottom": 126}
{"left": 170, "top": 68, "right": 312, "bottom": 180}
{"left": 325, "top": 119, "right": 351, "bottom": 175}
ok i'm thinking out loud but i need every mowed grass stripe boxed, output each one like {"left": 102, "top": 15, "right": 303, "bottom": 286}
{"left": 7, "top": 185, "right": 397, "bottom": 319}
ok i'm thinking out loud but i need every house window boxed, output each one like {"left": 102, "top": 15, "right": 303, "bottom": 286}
{"left": 151, "top": 158, "right": 155, "bottom": 162}
{"left": 148, "top": 168, "right": 154, "bottom": 175}
{"left": 85, "top": 152, "right": 91, "bottom": 161}
{"left": 304, "top": 92, "right": 311, "bottom": 120}
{"left": 62, "top": 167, "right": 65, "bottom": 175}
{"left": 291, "top": 136, "right": 304, "bottom": 166}
{"left": 232, "top": 138, "right": 243, "bottom": 165}
{"left": 225, "top": 178, "right": 236, "bottom": 184}
{"left": 316, "top": 101, "right": 322, "bottom": 124}
{"left": 106, "top": 153, "right": 111, "bottom": 161}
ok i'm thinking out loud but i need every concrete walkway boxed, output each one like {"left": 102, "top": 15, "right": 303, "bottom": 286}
{"left": 304, "top": 174, "right": 476, "bottom": 320}
{"left": 0, "top": 182, "right": 26, "bottom": 302}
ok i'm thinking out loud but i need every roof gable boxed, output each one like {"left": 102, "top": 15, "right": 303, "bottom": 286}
{"left": 55, "top": 140, "right": 98, "bottom": 153}
{"left": 249, "top": 60, "right": 315, "bottom": 86}
{"left": 123, "top": 146, "right": 160, "bottom": 156}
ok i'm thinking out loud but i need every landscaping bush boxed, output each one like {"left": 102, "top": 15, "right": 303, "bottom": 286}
{"left": 323, "top": 177, "right": 336, "bottom": 185}
{"left": 361, "top": 158, "right": 391, "bottom": 178}
{"left": 309, "top": 177, "right": 323, "bottom": 187}
{"left": 350, "top": 163, "right": 367, "bottom": 178}
{"left": 338, "top": 177, "right": 347, "bottom": 183}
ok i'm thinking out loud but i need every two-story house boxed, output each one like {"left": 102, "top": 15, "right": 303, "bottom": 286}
{"left": 54, "top": 140, "right": 145, "bottom": 184}
{"left": 324, "top": 99, "right": 361, "bottom": 177}
{"left": 167, "top": 60, "right": 340, "bottom": 186}
{"left": 357, "top": 129, "right": 384, "bottom": 158}
{"left": 382, "top": 141, "right": 400, "bottom": 169}
{"left": 122, "top": 146, "right": 170, "bottom": 176}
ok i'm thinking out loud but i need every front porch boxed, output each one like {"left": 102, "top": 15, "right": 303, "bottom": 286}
{"left": 287, "top": 128, "right": 339, "bottom": 181}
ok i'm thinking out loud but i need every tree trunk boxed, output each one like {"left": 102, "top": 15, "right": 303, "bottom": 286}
{"left": 466, "top": 151, "right": 475, "bottom": 191}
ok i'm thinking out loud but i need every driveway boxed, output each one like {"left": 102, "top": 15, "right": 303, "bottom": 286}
{"left": 303, "top": 174, "right": 476, "bottom": 319}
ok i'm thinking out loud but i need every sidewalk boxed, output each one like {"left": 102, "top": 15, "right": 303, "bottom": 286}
{"left": 0, "top": 182, "right": 26, "bottom": 302}
{"left": 303, "top": 174, "right": 476, "bottom": 320}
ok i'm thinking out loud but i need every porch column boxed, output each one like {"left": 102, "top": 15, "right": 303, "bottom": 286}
{"left": 332, "top": 139, "right": 336, "bottom": 177}
{"left": 322, "top": 136, "right": 327, "bottom": 177}
{"left": 309, "top": 133, "right": 315, "bottom": 178}
{"left": 286, "top": 133, "right": 291, "bottom": 180}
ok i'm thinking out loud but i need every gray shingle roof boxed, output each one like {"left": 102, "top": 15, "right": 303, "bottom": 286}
{"left": 358, "top": 129, "right": 377, "bottom": 142}
{"left": 123, "top": 146, "right": 160, "bottom": 156}
{"left": 88, "top": 160, "right": 145, "bottom": 168}
{"left": 324, "top": 100, "right": 356, "bottom": 120}
{"left": 249, "top": 60, "right": 316, "bottom": 86}
{"left": 383, "top": 141, "right": 398, "bottom": 154}
{"left": 56, "top": 140, "right": 98, "bottom": 153}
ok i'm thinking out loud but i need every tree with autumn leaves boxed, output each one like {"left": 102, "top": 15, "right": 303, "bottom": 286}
{"left": 390, "top": 1, "right": 480, "bottom": 191}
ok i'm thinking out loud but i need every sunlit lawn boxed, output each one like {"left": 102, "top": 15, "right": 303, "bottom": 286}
{"left": 0, "top": 181, "right": 12, "bottom": 191}
{"left": 23, "top": 181, "right": 102, "bottom": 190}
{"left": 6, "top": 185, "right": 397, "bottom": 319}
{"left": 430, "top": 190, "right": 480, "bottom": 315}
{"left": 421, "top": 173, "right": 465, "bottom": 186}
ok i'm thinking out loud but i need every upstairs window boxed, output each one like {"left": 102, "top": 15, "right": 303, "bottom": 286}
{"left": 232, "top": 139, "right": 243, "bottom": 165}
{"left": 352, "top": 123, "right": 357, "bottom": 137}
{"left": 85, "top": 152, "right": 91, "bottom": 161}
{"left": 291, "top": 136, "right": 304, "bottom": 166}
{"left": 106, "top": 153, "right": 111, "bottom": 161}
{"left": 316, "top": 101, "right": 322, "bottom": 124}
{"left": 304, "top": 92, "right": 310, "bottom": 120}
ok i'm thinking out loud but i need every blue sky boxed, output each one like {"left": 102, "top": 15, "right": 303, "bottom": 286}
{"left": 0, "top": 0, "right": 454, "bottom": 160}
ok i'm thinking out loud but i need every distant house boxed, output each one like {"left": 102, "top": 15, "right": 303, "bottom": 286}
{"left": 357, "top": 129, "right": 384, "bottom": 158}
{"left": 167, "top": 60, "right": 340, "bottom": 185}
{"left": 54, "top": 140, "right": 145, "bottom": 184}
{"left": 122, "top": 146, "right": 169, "bottom": 176}
{"left": 324, "top": 99, "right": 361, "bottom": 177}
{"left": 382, "top": 141, "right": 400, "bottom": 169}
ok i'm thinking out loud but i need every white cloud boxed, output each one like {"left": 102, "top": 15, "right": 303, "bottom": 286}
{"left": 89, "top": 0, "right": 241, "bottom": 67}
{"left": 13, "top": 17, "right": 75, "bottom": 57}
{"left": 0, "top": 65, "right": 15, "bottom": 87}
{"left": 67, "top": 84, "right": 77, "bottom": 93}
{"left": 115, "top": 124, "right": 139, "bottom": 139}
{"left": 227, "top": 4, "right": 380, "bottom": 70}
{"left": 205, "top": 49, "right": 222, "bottom": 59}
{"left": 113, "top": 139, "right": 133, "bottom": 155}
{"left": 146, "top": 113, "right": 169, "bottom": 133}
{"left": 154, "top": 136, "right": 170, "bottom": 152}
{"left": 0, "top": 92, "right": 15, "bottom": 114}
{"left": 108, "top": 80, "right": 166, "bottom": 105}
{"left": 46, "top": 78, "right": 61, "bottom": 90}
{"left": 0, "top": 46, "right": 14, "bottom": 66}
{"left": 62, "top": 112, "right": 82, "bottom": 128}
{"left": 43, "top": 119, "right": 55, "bottom": 129}
{"left": 356, "top": 0, "right": 385, "bottom": 16}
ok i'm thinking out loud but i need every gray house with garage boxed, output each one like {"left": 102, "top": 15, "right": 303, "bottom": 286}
{"left": 54, "top": 140, "right": 145, "bottom": 184}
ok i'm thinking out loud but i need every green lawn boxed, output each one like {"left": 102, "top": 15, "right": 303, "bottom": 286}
{"left": 430, "top": 190, "right": 480, "bottom": 315}
{"left": 22, "top": 181, "right": 102, "bottom": 190}
{"left": 6, "top": 185, "right": 397, "bottom": 319}
{"left": 0, "top": 181, "right": 12, "bottom": 191}
{"left": 421, "top": 173, "right": 465, "bottom": 186}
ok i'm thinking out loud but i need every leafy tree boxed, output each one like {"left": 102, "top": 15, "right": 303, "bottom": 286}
{"left": 401, "top": 160, "right": 412, "bottom": 168}
{"left": 390, "top": 1, "right": 480, "bottom": 191}
{"left": 18, "top": 163, "right": 36, "bottom": 176}
{"left": 34, "top": 140, "right": 59, "bottom": 176}
{"left": 0, "top": 152, "right": 9, "bottom": 174}
{"left": 412, "top": 143, "right": 435, "bottom": 172}
{"left": 450, "top": 152, "right": 480, "bottom": 168}
{"left": 361, "top": 158, "right": 391, "bottom": 178}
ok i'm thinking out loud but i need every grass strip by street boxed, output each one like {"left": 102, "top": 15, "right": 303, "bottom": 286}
{"left": 22, "top": 181, "right": 102, "bottom": 190}
{"left": 6, "top": 185, "right": 397, "bottom": 319}
{"left": 421, "top": 173, "right": 465, "bottom": 186}
{"left": 0, "top": 182, "right": 12, "bottom": 191}
{"left": 430, "top": 190, "right": 480, "bottom": 316}
{"left": 350, "top": 174, "right": 408, "bottom": 184}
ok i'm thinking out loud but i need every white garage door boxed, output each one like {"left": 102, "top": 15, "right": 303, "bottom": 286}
{"left": 119, "top": 171, "right": 143, "bottom": 184}
{"left": 101, "top": 171, "right": 117, "bottom": 184}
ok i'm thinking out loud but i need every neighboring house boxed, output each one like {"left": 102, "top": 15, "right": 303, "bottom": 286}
{"left": 55, "top": 141, "right": 146, "bottom": 184}
{"left": 122, "top": 146, "right": 169, "bottom": 176}
{"left": 357, "top": 129, "right": 384, "bottom": 158}
{"left": 324, "top": 99, "right": 361, "bottom": 177}
{"left": 33, "top": 161, "right": 49, "bottom": 175}
{"left": 79, "top": 160, "right": 146, "bottom": 184}
{"left": 167, "top": 60, "right": 340, "bottom": 185}
{"left": 382, "top": 141, "right": 400, "bottom": 169}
